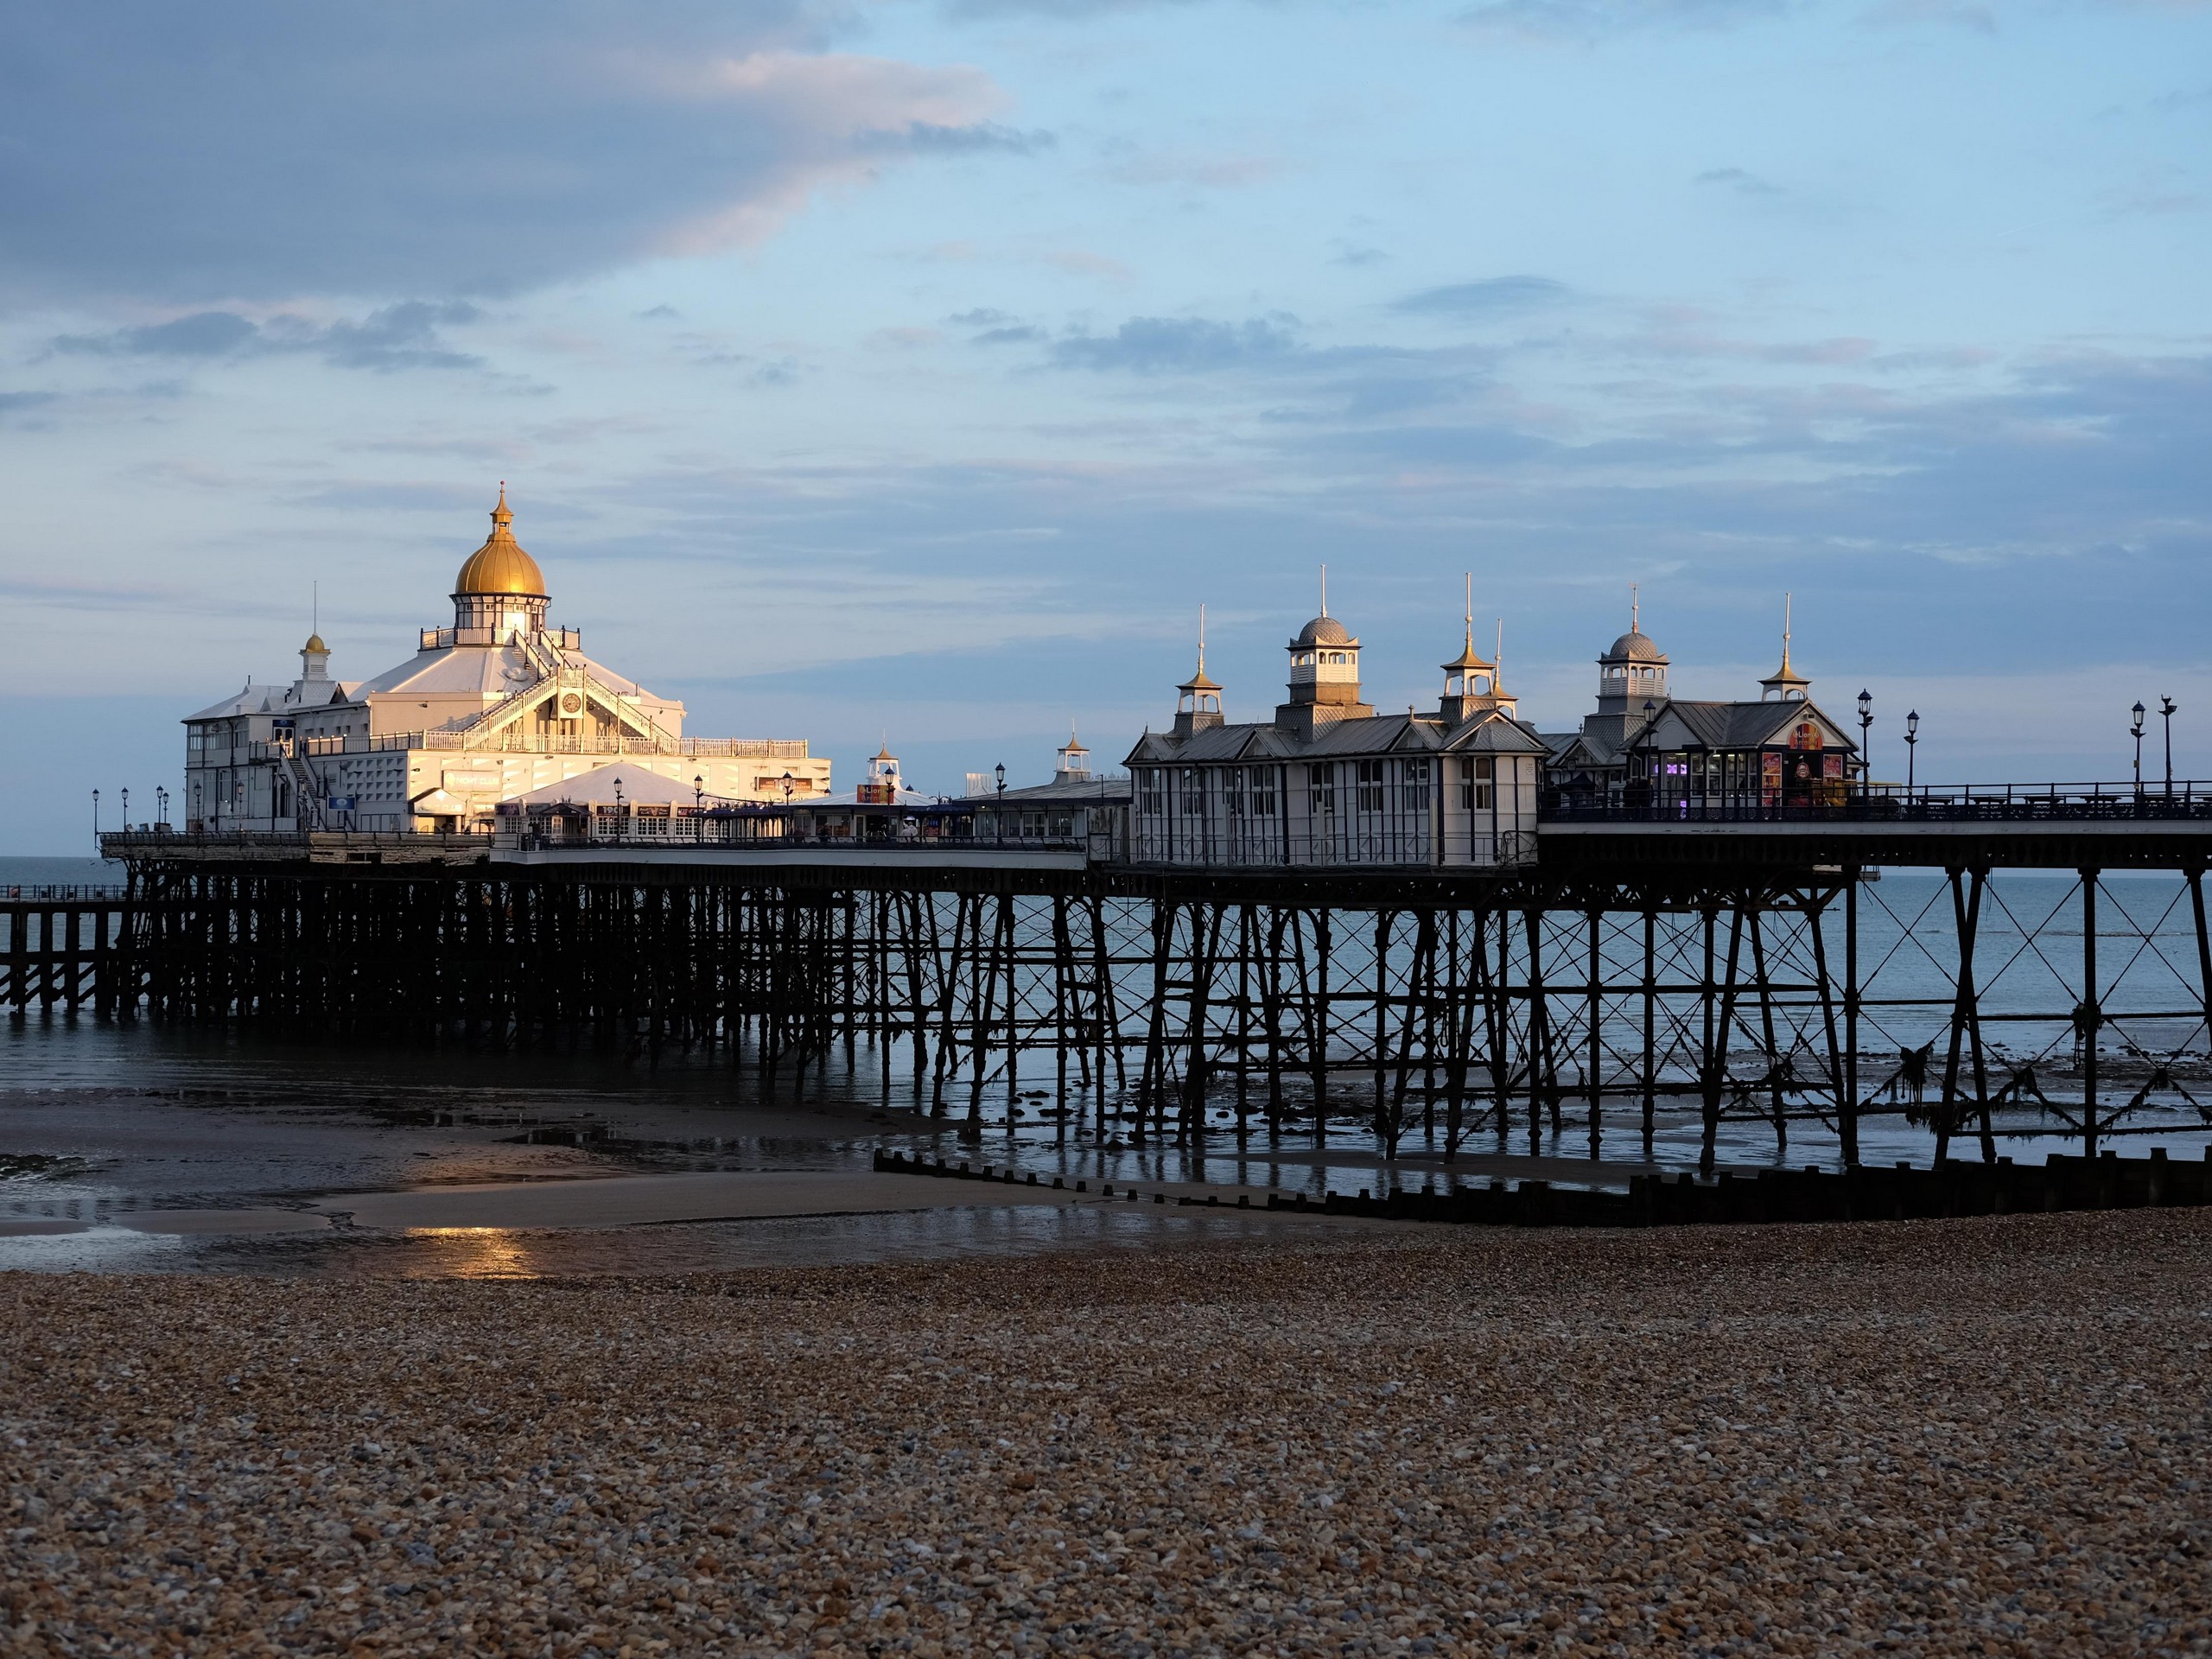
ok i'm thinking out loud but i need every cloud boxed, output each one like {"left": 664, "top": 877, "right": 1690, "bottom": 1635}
{"left": 51, "top": 302, "right": 484, "bottom": 372}
{"left": 1694, "top": 167, "right": 1784, "bottom": 197}
{"left": 1390, "top": 276, "right": 1571, "bottom": 316}
{"left": 973, "top": 325, "right": 1045, "bottom": 345}
{"left": 1051, "top": 315, "right": 1303, "bottom": 373}
{"left": 1458, "top": 0, "right": 1785, "bottom": 37}
{"left": 0, "top": 3, "right": 1022, "bottom": 305}
{"left": 866, "top": 326, "right": 943, "bottom": 350}
{"left": 880, "top": 120, "right": 1054, "bottom": 155}
{"left": 0, "top": 390, "right": 57, "bottom": 415}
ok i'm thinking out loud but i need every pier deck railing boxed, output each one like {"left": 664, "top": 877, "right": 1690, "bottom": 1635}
{"left": 1545, "top": 779, "right": 2209, "bottom": 824}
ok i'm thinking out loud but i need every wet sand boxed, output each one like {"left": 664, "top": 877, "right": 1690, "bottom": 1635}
{"left": 5, "top": 1211, "right": 2209, "bottom": 1657}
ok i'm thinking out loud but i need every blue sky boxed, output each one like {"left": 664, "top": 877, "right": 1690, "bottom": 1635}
{"left": 3, "top": 0, "right": 2209, "bottom": 847}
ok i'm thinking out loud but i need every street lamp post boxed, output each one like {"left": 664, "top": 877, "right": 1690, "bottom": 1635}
{"left": 994, "top": 763, "right": 1007, "bottom": 840}
{"left": 693, "top": 772, "right": 704, "bottom": 810}
{"left": 1857, "top": 690, "right": 1872, "bottom": 799}
{"left": 2160, "top": 696, "right": 2177, "bottom": 797}
{"left": 156, "top": 786, "right": 169, "bottom": 828}
{"left": 121, "top": 787, "right": 129, "bottom": 830}
{"left": 91, "top": 788, "right": 99, "bottom": 853}
{"left": 1904, "top": 710, "right": 1920, "bottom": 799}
{"left": 2132, "top": 702, "right": 2145, "bottom": 798}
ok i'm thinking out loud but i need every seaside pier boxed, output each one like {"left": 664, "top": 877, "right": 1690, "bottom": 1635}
{"left": 88, "top": 785, "right": 2212, "bottom": 1173}
{"left": 54, "top": 493, "right": 2212, "bottom": 1172}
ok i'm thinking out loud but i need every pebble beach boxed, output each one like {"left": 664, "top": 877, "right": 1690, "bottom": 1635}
{"left": 4, "top": 1210, "right": 2209, "bottom": 1657}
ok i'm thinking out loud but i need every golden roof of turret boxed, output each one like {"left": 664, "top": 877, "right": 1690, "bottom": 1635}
{"left": 453, "top": 485, "right": 547, "bottom": 597}
{"left": 1441, "top": 631, "right": 1493, "bottom": 672}
{"left": 302, "top": 632, "right": 327, "bottom": 653}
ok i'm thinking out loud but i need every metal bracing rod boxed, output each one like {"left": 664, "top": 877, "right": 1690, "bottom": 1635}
{"left": 1232, "top": 905, "right": 1254, "bottom": 1135}
{"left": 1803, "top": 888, "right": 1847, "bottom": 1157}
{"left": 1312, "top": 909, "right": 1332, "bottom": 1147}
{"left": 1371, "top": 909, "right": 1394, "bottom": 1152}
{"left": 2191, "top": 868, "right": 2212, "bottom": 1071}
{"left": 1747, "top": 905, "right": 1787, "bottom": 1158}
{"left": 1263, "top": 907, "right": 1289, "bottom": 1134}
{"left": 1936, "top": 868, "right": 1980, "bottom": 1166}
{"left": 1699, "top": 901, "right": 1746, "bottom": 1176}
{"left": 1179, "top": 902, "right": 1224, "bottom": 1147}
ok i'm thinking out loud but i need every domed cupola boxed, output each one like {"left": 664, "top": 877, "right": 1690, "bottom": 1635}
{"left": 1596, "top": 586, "right": 1669, "bottom": 715}
{"left": 452, "top": 484, "right": 550, "bottom": 640}
{"left": 1275, "top": 567, "right": 1376, "bottom": 735}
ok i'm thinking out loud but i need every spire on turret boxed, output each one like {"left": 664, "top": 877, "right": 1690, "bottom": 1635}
{"left": 1439, "top": 573, "right": 1516, "bottom": 722}
{"left": 1174, "top": 604, "right": 1224, "bottom": 737}
{"left": 1761, "top": 592, "right": 1811, "bottom": 702}
{"left": 1056, "top": 726, "right": 1092, "bottom": 779}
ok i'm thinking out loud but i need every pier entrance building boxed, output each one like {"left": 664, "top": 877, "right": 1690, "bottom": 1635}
{"left": 181, "top": 490, "right": 830, "bottom": 836}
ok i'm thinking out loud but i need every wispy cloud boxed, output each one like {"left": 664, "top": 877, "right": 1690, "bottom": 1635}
{"left": 1051, "top": 315, "right": 1304, "bottom": 372}
{"left": 1694, "top": 167, "right": 1784, "bottom": 197}
{"left": 1459, "top": 0, "right": 1785, "bottom": 38}
{"left": 1390, "top": 276, "right": 1571, "bottom": 316}
{"left": 51, "top": 302, "right": 485, "bottom": 372}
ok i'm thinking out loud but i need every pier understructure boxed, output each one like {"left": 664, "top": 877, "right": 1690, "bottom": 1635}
{"left": 60, "top": 791, "right": 2212, "bottom": 1171}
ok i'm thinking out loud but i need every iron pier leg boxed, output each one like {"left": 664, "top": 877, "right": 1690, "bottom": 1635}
{"left": 1586, "top": 907, "right": 1604, "bottom": 1160}
{"left": 1641, "top": 908, "right": 1657, "bottom": 1158}
{"left": 1842, "top": 873, "right": 1861, "bottom": 1168}
{"left": 2081, "top": 868, "right": 2100, "bottom": 1159}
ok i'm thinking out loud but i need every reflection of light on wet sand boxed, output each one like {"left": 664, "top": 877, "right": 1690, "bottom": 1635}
{"left": 401, "top": 1227, "right": 541, "bottom": 1280}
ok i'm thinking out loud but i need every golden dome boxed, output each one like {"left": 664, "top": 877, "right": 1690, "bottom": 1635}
{"left": 302, "top": 632, "right": 327, "bottom": 653}
{"left": 453, "top": 484, "right": 547, "bottom": 597}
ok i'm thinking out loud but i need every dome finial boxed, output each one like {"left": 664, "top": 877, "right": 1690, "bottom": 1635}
{"left": 1319, "top": 563, "right": 1328, "bottom": 618}
{"left": 492, "top": 481, "right": 512, "bottom": 530}
{"left": 1631, "top": 581, "right": 1639, "bottom": 634}
{"left": 1781, "top": 590, "right": 1793, "bottom": 671}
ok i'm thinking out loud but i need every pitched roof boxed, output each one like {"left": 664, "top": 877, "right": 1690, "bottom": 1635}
{"left": 1653, "top": 698, "right": 1855, "bottom": 752}
{"left": 1124, "top": 708, "right": 1548, "bottom": 767}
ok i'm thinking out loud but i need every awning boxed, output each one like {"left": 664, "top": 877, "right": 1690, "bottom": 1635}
{"left": 409, "top": 788, "right": 472, "bottom": 815}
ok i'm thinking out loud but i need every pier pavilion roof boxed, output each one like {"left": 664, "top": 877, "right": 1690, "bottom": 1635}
{"left": 1645, "top": 697, "right": 1855, "bottom": 753}
{"left": 1127, "top": 706, "right": 1549, "bottom": 768}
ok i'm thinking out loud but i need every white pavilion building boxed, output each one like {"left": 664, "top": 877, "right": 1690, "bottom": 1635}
{"left": 182, "top": 489, "right": 830, "bottom": 834}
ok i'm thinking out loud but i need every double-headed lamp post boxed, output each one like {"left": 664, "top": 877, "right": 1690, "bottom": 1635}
{"left": 1904, "top": 710, "right": 1920, "bottom": 798}
{"left": 2132, "top": 702, "right": 2146, "bottom": 797}
{"left": 1857, "top": 690, "right": 1872, "bottom": 798}
{"left": 2161, "top": 696, "right": 2177, "bottom": 797}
